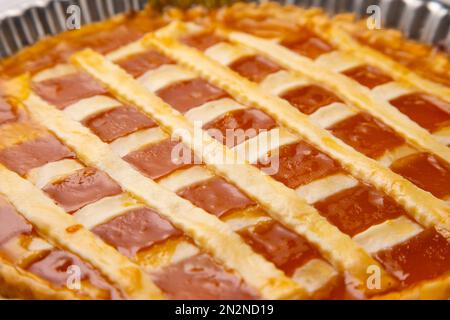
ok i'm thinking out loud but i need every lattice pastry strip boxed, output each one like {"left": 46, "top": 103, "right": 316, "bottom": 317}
{"left": 32, "top": 64, "right": 78, "bottom": 82}
{"left": 314, "top": 51, "right": 363, "bottom": 73}
{"left": 352, "top": 216, "right": 423, "bottom": 254}
{"left": 63, "top": 95, "right": 123, "bottom": 122}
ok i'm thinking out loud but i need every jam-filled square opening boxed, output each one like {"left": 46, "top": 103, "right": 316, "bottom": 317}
{"left": 177, "top": 177, "right": 255, "bottom": 218}
{"left": 83, "top": 105, "right": 156, "bottom": 143}
{"left": 328, "top": 113, "right": 405, "bottom": 158}
{"left": 32, "top": 72, "right": 108, "bottom": 109}
{"left": 123, "top": 139, "right": 197, "bottom": 180}
{"left": 389, "top": 93, "right": 450, "bottom": 132}
{"left": 156, "top": 78, "right": 230, "bottom": 113}
{"left": 43, "top": 167, "right": 122, "bottom": 213}
{"left": 281, "top": 85, "right": 342, "bottom": 115}
{"left": 229, "top": 55, "right": 283, "bottom": 82}
{"left": 116, "top": 50, "right": 173, "bottom": 78}
{"left": 314, "top": 184, "right": 405, "bottom": 237}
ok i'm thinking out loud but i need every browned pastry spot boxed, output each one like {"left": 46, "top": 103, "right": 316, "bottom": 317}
{"left": 258, "top": 141, "right": 342, "bottom": 189}
{"left": 27, "top": 249, "right": 122, "bottom": 299}
{"left": 329, "top": 113, "right": 405, "bottom": 158}
{"left": 0, "top": 134, "right": 75, "bottom": 176}
{"left": 0, "top": 197, "right": 32, "bottom": 246}
{"left": 229, "top": 55, "right": 283, "bottom": 82}
{"left": 32, "top": 72, "right": 108, "bottom": 109}
{"left": 124, "top": 139, "right": 196, "bottom": 180}
{"left": 152, "top": 253, "right": 258, "bottom": 300}
{"left": 239, "top": 220, "right": 321, "bottom": 276}
{"left": 389, "top": 93, "right": 450, "bottom": 132}
{"left": 66, "top": 224, "right": 83, "bottom": 234}
{"left": 43, "top": 167, "right": 122, "bottom": 213}
{"left": 375, "top": 228, "right": 450, "bottom": 286}
{"left": 83, "top": 106, "right": 156, "bottom": 143}
{"left": 281, "top": 85, "right": 342, "bottom": 115}
{"left": 342, "top": 65, "right": 393, "bottom": 89}
{"left": 116, "top": 50, "right": 173, "bottom": 78}
{"left": 314, "top": 184, "right": 405, "bottom": 236}
{"left": 203, "top": 108, "right": 277, "bottom": 147}
{"left": 156, "top": 78, "right": 229, "bottom": 113}
{"left": 92, "top": 207, "right": 181, "bottom": 258}
{"left": 178, "top": 177, "right": 255, "bottom": 218}
{"left": 181, "top": 31, "right": 225, "bottom": 51}
{"left": 390, "top": 153, "right": 450, "bottom": 199}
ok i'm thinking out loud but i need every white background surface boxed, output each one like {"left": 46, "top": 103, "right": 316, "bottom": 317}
{"left": 0, "top": 0, "right": 39, "bottom": 11}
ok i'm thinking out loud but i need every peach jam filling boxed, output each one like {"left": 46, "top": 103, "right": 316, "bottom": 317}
{"left": 123, "top": 139, "right": 195, "bottom": 180}
{"left": 177, "top": 177, "right": 255, "bottom": 218}
{"left": 229, "top": 55, "right": 283, "bottom": 82}
{"left": 203, "top": 108, "right": 277, "bottom": 147}
{"left": 92, "top": 207, "right": 181, "bottom": 258}
{"left": 83, "top": 106, "right": 156, "bottom": 143}
{"left": 43, "top": 167, "right": 122, "bottom": 213}
{"left": 116, "top": 50, "right": 173, "bottom": 78}
{"left": 281, "top": 31, "right": 334, "bottom": 59}
{"left": 390, "top": 153, "right": 450, "bottom": 199}
{"left": 374, "top": 228, "right": 450, "bottom": 286}
{"left": 0, "top": 134, "right": 74, "bottom": 176}
{"left": 156, "top": 78, "right": 229, "bottom": 113}
{"left": 328, "top": 113, "right": 405, "bottom": 158}
{"left": 389, "top": 93, "right": 450, "bottom": 132}
{"left": 258, "top": 141, "right": 342, "bottom": 189}
{"left": 27, "top": 249, "right": 122, "bottom": 299}
{"left": 32, "top": 72, "right": 107, "bottom": 109}
{"left": 0, "top": 197, "right": 32, "bottom": 247}
{"left": 152, "top": 253, "right": 258, "bottom": 300}
{"left": 238, "top": 220, "right": 321, "bottom": 276}
{"left": 342, "top": 65, "right": 393, "bottom": 89}
{"left": 180, "top": 31, "right": 225, "bottom": 51}
{"left": 281, "top": 85, "right": 342, "bottom": 115}
{"left": 314, "top": 184, "right": 405, "bottom": 236}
